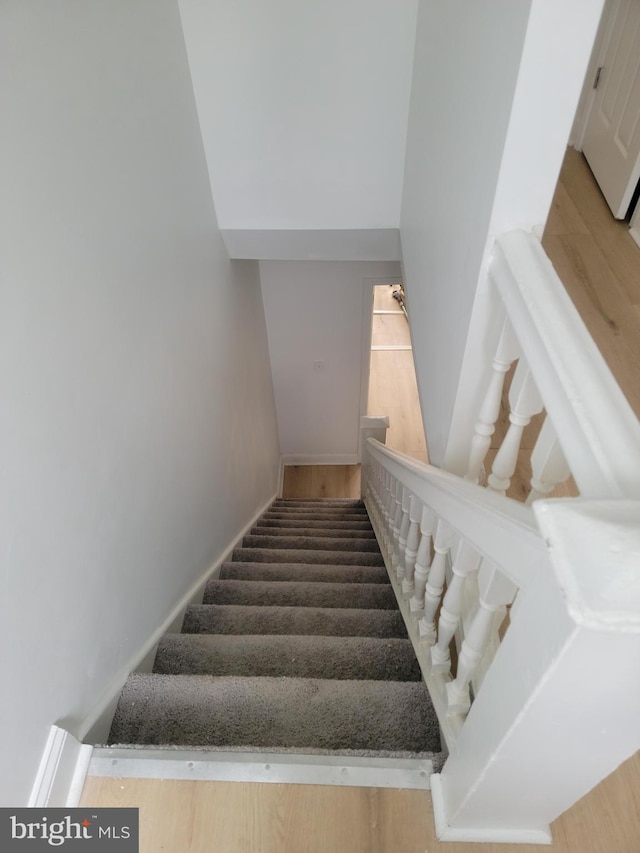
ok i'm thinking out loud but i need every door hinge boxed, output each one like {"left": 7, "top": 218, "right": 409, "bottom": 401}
{"left": 593, "top": 66, "right": 604, "bottom": 89}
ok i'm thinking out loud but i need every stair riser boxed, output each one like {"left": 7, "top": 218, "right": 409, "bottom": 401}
{"left": 242, "top": 535, "right": 381, "bottom": 553}
{"left": 232, "top": 548, "right": 385, "bottom": 566}
{"left": 203, "top": 579, "right": 397, "bottom": 610}
{"left": 255, "top": 519, "right": 375, "bottom": 531}
{"left": 182, "top": 605, "right": 409, "bottom": 639}
{"left": 154, "top": 635, "right": 422, "bottom": 681}
{"left": 219, "top": 562, "right": 389, "bottom": 585}
{"left": 250, "top": 526, "right": 376, "bottom": 539}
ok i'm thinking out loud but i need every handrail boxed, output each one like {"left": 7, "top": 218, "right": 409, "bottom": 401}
{"left": 365, "top": 438, "right": 545, "bottom": 590}
{"left": 490, "top": 231, "right": 640, "bottom": 499}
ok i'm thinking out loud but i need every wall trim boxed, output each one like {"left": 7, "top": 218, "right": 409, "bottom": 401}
{"left": 28, "top": 726, "right": 93, "bottom": 808}
{"left": 430, "top": 774, "right": 553, "bottom": 845}
{"left": 281, "top": 454, "right": 360, "bottom": 466}
{"left": 79, "top": 490, "right": 279, "bottom": 745}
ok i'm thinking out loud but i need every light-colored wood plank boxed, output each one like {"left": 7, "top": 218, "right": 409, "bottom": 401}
{"left": 373, "top": 284, "right": 402, "bottom": 311}
{"left": 81, "top": 750, "right": 640, "bottom": 852}
{"left": 542, "top": 233, "right": 640, "bottom": 419}
{"left": 544, "top": 148, "right": 640, "bottom": 307}
{"left": 371, "top": 313, "right": 412, "bottom": 348}
{"left": 282, "top": 464, "right": 361, "bottom": 499}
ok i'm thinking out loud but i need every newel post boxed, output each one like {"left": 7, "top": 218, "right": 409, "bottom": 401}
{"left": 359, "top": 417, "right": 389, "bottom": 499}
{"left": 432, "top": 500, "right": 640, "bottom": 844}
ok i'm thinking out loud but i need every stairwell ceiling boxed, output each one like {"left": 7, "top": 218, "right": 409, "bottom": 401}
{"left": 178, "top": 0, "right": 418, "bottom": 258}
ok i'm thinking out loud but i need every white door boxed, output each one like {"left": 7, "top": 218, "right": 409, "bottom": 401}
{"left": 582, "top": 0, "right": 640, "bottom": 218}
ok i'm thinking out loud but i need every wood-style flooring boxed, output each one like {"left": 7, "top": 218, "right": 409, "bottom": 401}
{"left": 542, "top": 148, "right": 640, "bottom": 421}
{"left": 368, "top": 285, "right": 428, "bottom": 464}
{"left": 81, "top": 750, "right": 640, "bottom": 852}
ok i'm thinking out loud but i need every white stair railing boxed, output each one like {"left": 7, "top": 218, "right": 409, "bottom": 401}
{"left": 360, "top": 229, "right": 640, "bottom": 844}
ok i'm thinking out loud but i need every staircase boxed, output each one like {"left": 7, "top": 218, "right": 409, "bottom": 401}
{"left": 108, "top": 498, "right": 443, "bottom": 761}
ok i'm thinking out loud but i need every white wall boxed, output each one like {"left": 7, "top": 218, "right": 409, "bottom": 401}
{"left": 260, "top": 262, "right": 401, "bottom": 462}
{"left": 178, "top": 0, "right": 418, "bottom": 232}
{"left": 400, "top": 0, "right": 533, "bottom": 465}
{"left": 0, "top": 0, "right": 280, "bottom": 805}
{"left": 442, "top": 0, "right": 605, "bottom": 474}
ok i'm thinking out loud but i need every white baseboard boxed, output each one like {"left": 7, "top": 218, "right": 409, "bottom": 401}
{"left": 89, "top": 748, "right": 433, "bottom": 790}
{"left": 79, "top": 490, "right": 279, "bottom": 745}
{"left": 281, "top": 454, "right": 360, "bottom": 466}
{"left": 29, "top": 726, "right": 93, "bottom": 807}
{"left": 430, "top": 774, "right": 553, "bottom": 845}
{"left": 629, "top": 224, "right": 640, "bottom": 249}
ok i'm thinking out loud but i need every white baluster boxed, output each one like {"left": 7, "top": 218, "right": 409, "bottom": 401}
{"left": 418, "top": 520, "right": 453, "bottom": 644}
{"left": 390, "top": 481, "right": 403, "bottom": 568}
{"left": 409, "top": 507, "right": 436, "bottom": 616}
{"left": 430, "top": 540, "right": 482, "bottom": 674}
{"left": 526, "top": 416, "right": 572, "bottom": 504}
{"left": 446, "top": 561, "right": 517, "bottom": 715}
{"left": 401, "top": 496, "right": 422, "bottom": 596}
{"left": 383, "top": 471, "right": 395, "bottom": 555}
{"left": 466, "top": 318, "right": 519, "bottom": 484}
{"left": 487, "top": 360, "right": 544, "bottom": 495}
{"left": 395, "top": 488, "right": 412, "bottom": 580}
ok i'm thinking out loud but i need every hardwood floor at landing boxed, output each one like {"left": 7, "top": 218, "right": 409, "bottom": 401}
{"left": 542, "top": 148, "right": 640, "bottom": 420}
{"left": 81, "top": 750, "right": 640, "bottom": 853}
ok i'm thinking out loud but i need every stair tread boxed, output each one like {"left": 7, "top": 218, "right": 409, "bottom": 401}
{"left": 109, "top": 673, "right": 440, "bottom": 755}
{"left": 154, "top": 634, "right": 422, "bottom": 681}
{"left": 204, "top": 578, "right": 396, "bottom": 609}
{"left": 219, "top": 561, "right": 389, "bottom": 584}
{"left": 250, "top": 526, "right": 376, "bottom": 539}
{"left": 255, "top": 518, "right": 375, "bottom": 531}
{"left": 183, "top": 603, "right": 408, "bottom": 638}
{"left": 233, "top": 547, "right": 385, "bottom": 566}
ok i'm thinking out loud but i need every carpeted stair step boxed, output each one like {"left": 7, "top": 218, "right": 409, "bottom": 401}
{"left": 109, "top": 673, "right": 440, "bottom": 754}
{"left": 232, "top": 547, "right": 385, "bottom": 566}
{"left": 106, "top": 497, "right": 444, "bottom": 764}
{"left": 250, "top": 525, "right": 376, "bottom": 539}
{"left": 182, "top": 604, "right": 408, "bottom": 638}
{"left": 255, "top": 517, "right": 375, "bottom": 532}
{"left": 242, "top": 534, "right": 380, "bottom": 553}
{"left": 203, "top": 578, "right": 396, "bottom": 610}
{"left": 154, "top": 634, "right": 422, "bottom": 681}
{"left": 271, "top": 499, "right": 365, "bottom": 507}
{"left": 219, "top": 561, "right": 389, "bottom": 584}
{"left": 262, "top": 507, "right": 370, "bottom": 519}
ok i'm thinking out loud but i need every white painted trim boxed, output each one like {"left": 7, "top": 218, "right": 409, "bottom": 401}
{"left": 373, "top": 309, "right": 404, "bottom": 315}
{"left": 491, "top": 231, "right": 640, "bottom": 499}
{"left": 363, "top": 493, "right": 461, "bottom": 753}
{"left": 89, "top": 748, "right": 434, "bottom": 790}
{"left": 277, "top": 455, "right": 286, "bottom": 498}
{"left": 79, "top": 490, "right": 278, "bottom": 744}
{"left": 430, "top": 774, "right": 553, "bottom": 845}
{"left": 364, "top": 441, "right": 545, "bottom": 591}
{"left": 570, "top": 0, "right": 617, "bottom": 150}
{"left": 281, "top": 454, "right": 360, "bottom": 466}
{"left": 29, "top": 726, "right": 94, "bottom": 808}
{"left": 630, "top": 204, "right": 640, "bottom": 247}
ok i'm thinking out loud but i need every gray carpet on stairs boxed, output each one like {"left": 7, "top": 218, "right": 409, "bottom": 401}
{"left": 110, "top": 674, "right": 440, "bottom": 753}
{"left": 108, "top": 498, "right": 443, "bottom": 761}
{"left": 182, "top": 603, "right": 409, "bottom": 637}
{"left": 154, "top": 634, "right": 422, "bottom": 680}
{"left": 203, "top": 578, "right": 397, "bottom": 609}
{"left": 219, "top": 561, "right": 389, "bottom": 584}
